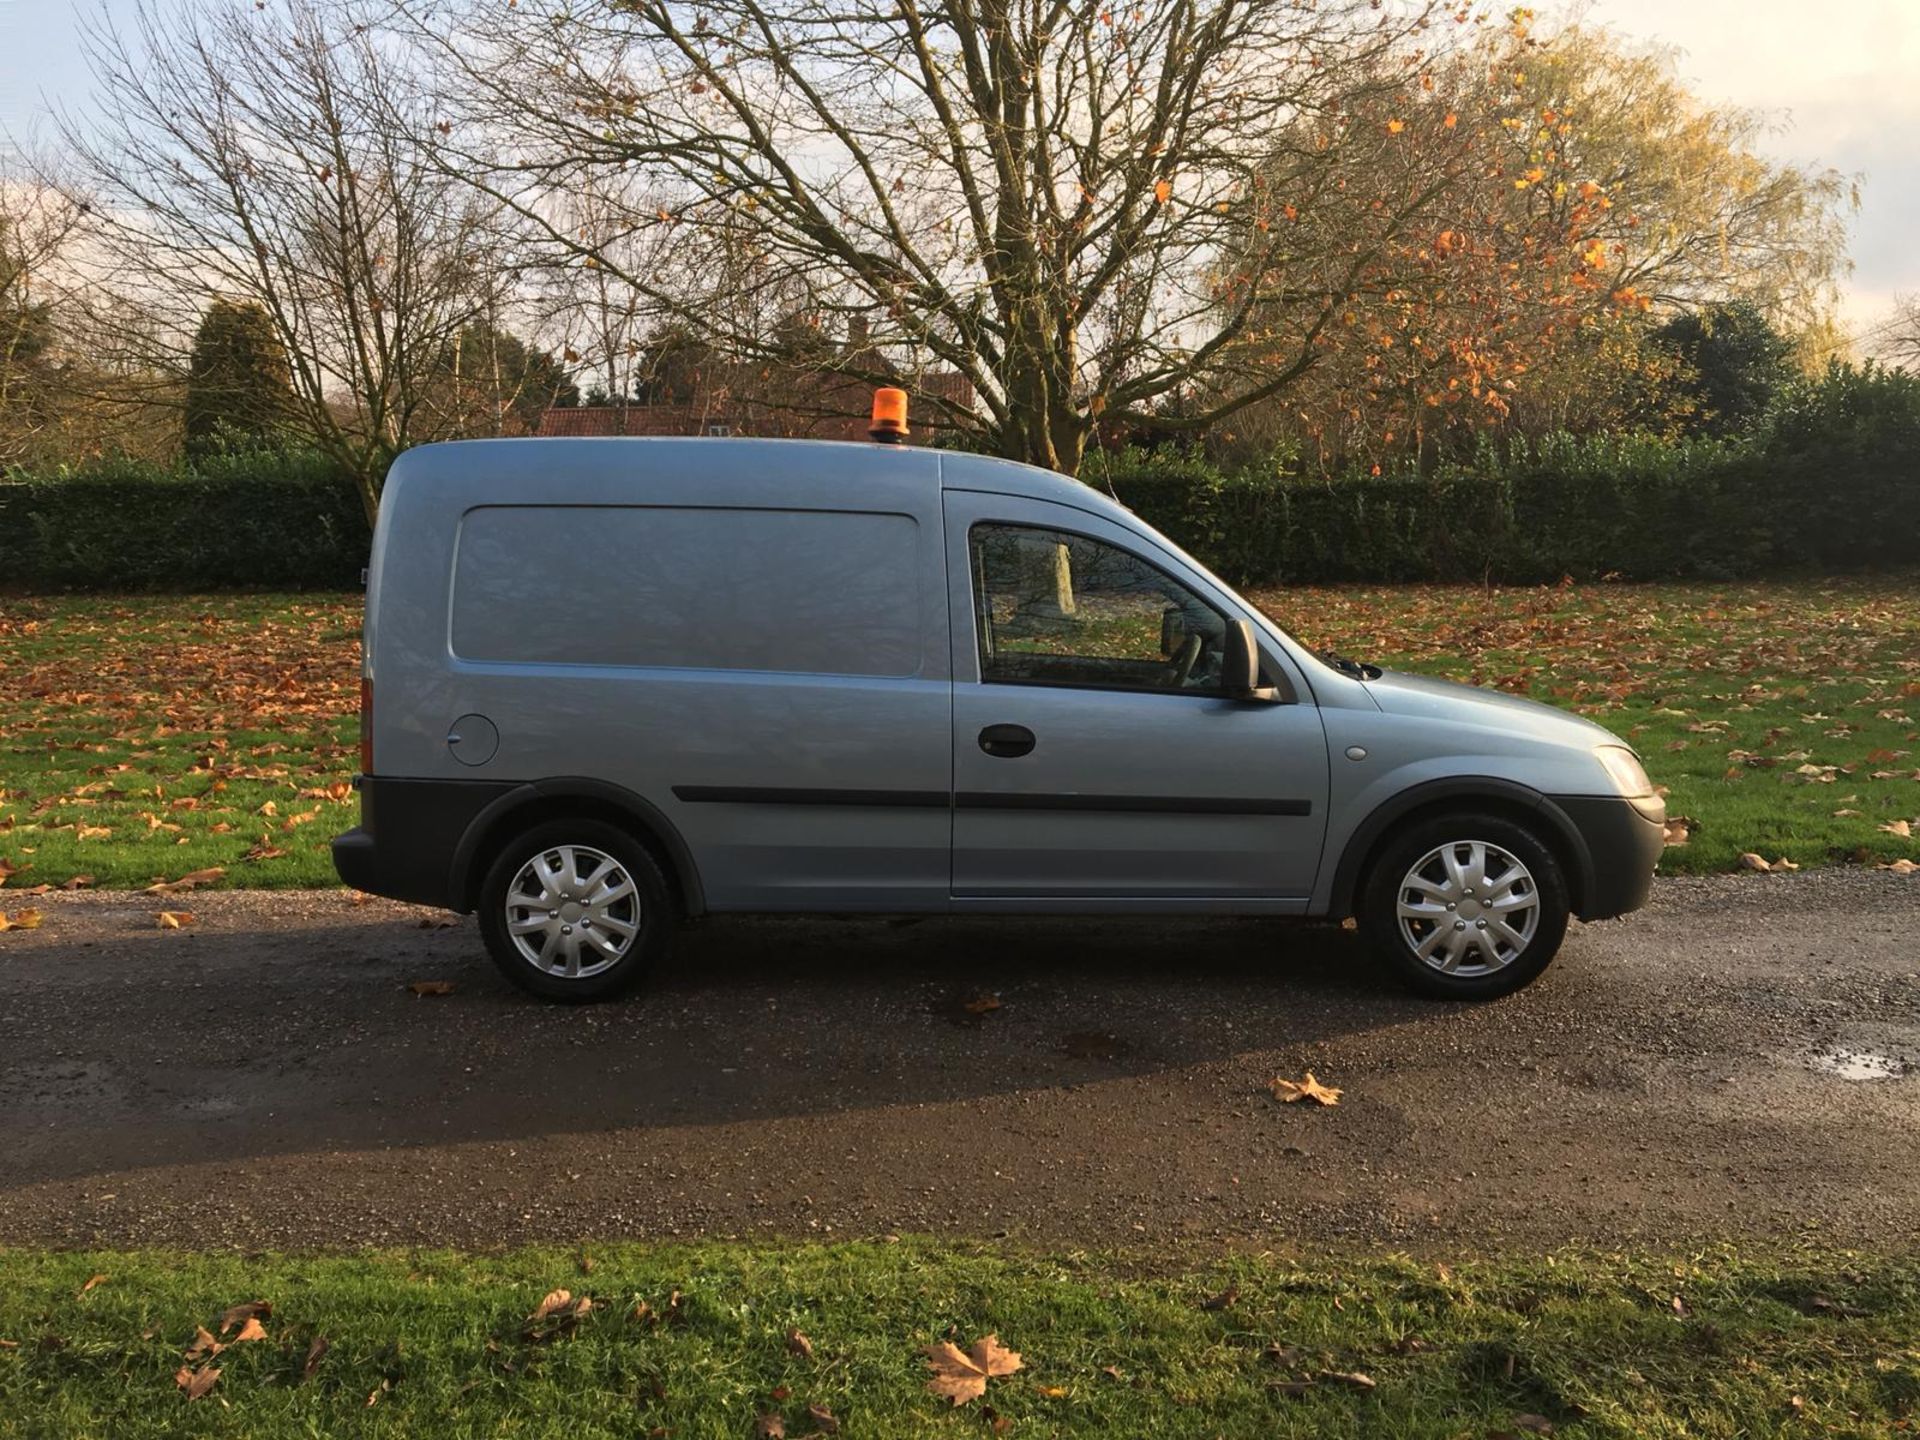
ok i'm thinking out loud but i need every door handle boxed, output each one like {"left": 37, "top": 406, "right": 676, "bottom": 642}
{"left": 978, "top": 724, "right": 1036, "bottom": 758}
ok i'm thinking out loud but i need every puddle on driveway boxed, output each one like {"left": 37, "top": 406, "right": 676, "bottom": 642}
{"left": 1809, "top": 1049, "right": 1906, "bottom": 1081}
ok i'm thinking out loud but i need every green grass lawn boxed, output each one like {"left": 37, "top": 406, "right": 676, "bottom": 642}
{"left": 2, "top": 1241, "right": 1917, "bottom": 1439}
{"left": 0, "top": 579, "right": 1915, "bottom": 893}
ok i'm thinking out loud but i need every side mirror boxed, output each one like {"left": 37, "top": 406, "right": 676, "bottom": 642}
{"left": 1224, "top": 619, "right": 1280, "bottom": 702}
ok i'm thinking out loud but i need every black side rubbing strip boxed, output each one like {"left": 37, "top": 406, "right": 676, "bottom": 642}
{"left": 958, "top": 792, "right": 1311, "bottom": 816}
{"left": 673, "top": 785, "right": 948, "bottom": 808}
{"left": 672, "top": 786, "right": 1312, "bottom": 816}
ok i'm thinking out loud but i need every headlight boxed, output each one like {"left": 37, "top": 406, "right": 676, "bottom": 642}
{"left": 1594, "top": 745, "right": 1652, "bottom": 797}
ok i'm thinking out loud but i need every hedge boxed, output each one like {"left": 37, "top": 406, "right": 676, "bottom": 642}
{"left": 3, "top": 364, "right": 1915, "bottom": 591}
{"left": 1088, "top": 366, "right": 1920, "bottom": 585}
{"left": 1, "top": 450, "right": 369, "bottom": 591}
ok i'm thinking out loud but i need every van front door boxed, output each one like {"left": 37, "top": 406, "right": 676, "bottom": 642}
{"left": 944, "top": 493, "right": 1330, "bottom": 907}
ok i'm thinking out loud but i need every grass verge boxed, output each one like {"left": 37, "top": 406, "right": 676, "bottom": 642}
{"left": 0, "top": 579, "right": 1916, "bottom": 891}
{"left": 2, "top": 1241, "right": 1918, "bottom": 1438}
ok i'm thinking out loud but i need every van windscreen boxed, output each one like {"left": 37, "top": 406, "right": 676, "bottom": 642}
{"left": 450, "top": 504, "right": 922, "bottom": 677}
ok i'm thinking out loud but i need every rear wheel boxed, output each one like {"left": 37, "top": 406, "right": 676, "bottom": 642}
{"left": 1358, "top": 811, "right": 1569, "bottom": 1000}
{"left": 477, "top": 818, "right": 673, "bottom": 1001}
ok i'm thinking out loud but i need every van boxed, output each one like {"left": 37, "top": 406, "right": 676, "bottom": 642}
{"left": 332, "top": 412, "right": 1665, "bottom": 1002}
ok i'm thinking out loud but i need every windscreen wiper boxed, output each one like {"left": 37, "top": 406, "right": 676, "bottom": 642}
{"left": 1317, "top": 649, "right": 1383, "bottom": 681}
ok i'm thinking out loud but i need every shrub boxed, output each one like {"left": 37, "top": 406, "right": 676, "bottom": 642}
{"left": 0, "top": 449, "right": 368, "bottom": 591}
{"left": 3, "top": 362, "right": 1913, "bottom": 591}
{"left": 1085, "top": 369, "right": 1918, "bottom": 585}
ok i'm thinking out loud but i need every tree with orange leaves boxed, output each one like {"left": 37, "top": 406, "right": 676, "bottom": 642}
{"left": 1220, "top": 14, "right": 1852, "bottom": 466}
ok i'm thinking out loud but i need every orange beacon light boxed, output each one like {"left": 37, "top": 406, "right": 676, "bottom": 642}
{"left": 869, "top": 387, "right": 909, "bottom": 443}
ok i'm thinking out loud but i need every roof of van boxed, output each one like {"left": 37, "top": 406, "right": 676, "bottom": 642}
{"left": 391, "top": 436, "right": 1137, "bottom": 527}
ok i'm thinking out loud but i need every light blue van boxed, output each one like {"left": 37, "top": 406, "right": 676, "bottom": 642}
{"left": 334, "top": 434, "right": 1665, "bottom": 1001}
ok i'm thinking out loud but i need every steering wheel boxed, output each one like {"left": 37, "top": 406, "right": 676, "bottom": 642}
{"left": 1167, "top": 632, "right": 1204, "bottom": 688}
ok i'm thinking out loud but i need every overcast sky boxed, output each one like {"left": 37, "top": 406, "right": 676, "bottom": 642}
{"left": 2, "top": 0, "right": 1913, "bottom": 339}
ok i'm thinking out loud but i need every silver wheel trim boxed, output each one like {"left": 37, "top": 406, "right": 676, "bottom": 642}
{"left": 503, "top": 844, "right": 641, "bottom": 980}
{"left": 1395, "top": 839, "right": 1540, "bottom": 977}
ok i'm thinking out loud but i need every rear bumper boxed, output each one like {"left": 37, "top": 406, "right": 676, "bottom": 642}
{"left": 332, "top": 776, "right": 517, "bottom": 909}
{"left": 1550, "top": 793, "right": 1667, "bottom": 920}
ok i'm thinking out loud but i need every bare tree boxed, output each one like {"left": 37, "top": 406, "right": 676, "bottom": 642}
{"left": 412, "top": 0, "right": 1435, "bottom": 474}
{"left": 1870, "top": 294, "right": 1920, "bottom": 371}
{"left": 0, "top": 163, "right": 90, "bottom": 467}
{"left": 58, "top": 0, "right": 517, "bottom": 519}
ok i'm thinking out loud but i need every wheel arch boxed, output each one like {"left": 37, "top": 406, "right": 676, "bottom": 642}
{"left": 448, "top": 777, "right": 706, "bottom": 918}
{"left": 1327, "top": 776, "right": 1592, "bottom": 919}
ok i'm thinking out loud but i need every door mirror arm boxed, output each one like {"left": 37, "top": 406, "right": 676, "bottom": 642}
{"left": 1223, "top": 618, "right": 1282, "bottom": 703}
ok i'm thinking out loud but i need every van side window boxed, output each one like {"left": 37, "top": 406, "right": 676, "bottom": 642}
{"left": 968, "top": 524, "right": 1229, "bottom": 695}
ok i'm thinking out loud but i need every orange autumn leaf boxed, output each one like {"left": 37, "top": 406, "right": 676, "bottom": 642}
{"left": 175, "top": 1364, "right": 221, "bottom": 1400}
{"left": 1153, "top": 178, "right": 1171, "bottom": 204}
{"left": 1271, "top": 1072, "right": 1343, "bottom": 1106}
{"left": 924, "top": 1334, "right": 1023, "bottom": 1405}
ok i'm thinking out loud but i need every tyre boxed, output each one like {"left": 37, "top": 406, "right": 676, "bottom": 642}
{"left": 476, "top": 818, "right": 674, "bottom": 1001}
{"left": 1357, "top": 811, "right": 1570, "bottom": 1000}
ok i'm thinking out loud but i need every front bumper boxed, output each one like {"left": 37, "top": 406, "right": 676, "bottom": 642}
{"left": 332, "top": 775, "right": 517, "bottom": 909}
{"left": 1550, "top": 793, "right": 1667, "bottom": 920}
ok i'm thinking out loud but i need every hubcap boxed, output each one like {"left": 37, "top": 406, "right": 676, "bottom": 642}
{"left": 1395, "top": 840, "right": 1539, "bottom": 977}
{"left": 503, "top": 844, "right": 640, "bottom": 979}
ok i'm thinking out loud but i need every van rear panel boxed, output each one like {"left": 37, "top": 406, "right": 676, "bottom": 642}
{"left": 342, "top": 439, "right": 953, "bottom": 912}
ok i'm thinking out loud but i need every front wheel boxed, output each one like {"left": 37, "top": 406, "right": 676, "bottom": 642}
{"left": 477, "top": 818, "right": 673, "bottom": 1002}
{"left": 1357, "top": 812, "right": 1570, "bottom": 1000}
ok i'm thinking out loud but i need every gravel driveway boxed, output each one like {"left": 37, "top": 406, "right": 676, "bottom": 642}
{"left": 2, "top": 872, "right": 1916, "bottom": 1252}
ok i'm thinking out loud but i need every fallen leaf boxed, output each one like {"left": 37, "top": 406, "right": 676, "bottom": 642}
{"left": 184, "top": 1325, "right": 222, "bottom": 1360}
{"left": 1880, "top": 858, "right": 1918, "bottom": 875}
{"left": 1270, "top": 1072, "right": 1342, "bottom": 1106}
{"left": 530, "top": 1287, "right": 574, "bottom": 1321}
{"left": 77, "top": 1274, "right": 107, "bottom": 1297}
{"left": 144, "top": 866, "right": 224, "bottom": 896}
{"left": 786, "top": 1327, "right": 814, "bottom": 1359}
{"left": 1879, "top": 819, "right": 1912, "bottom": 838}
{"left": 924, "top": 1334, "right": 1023, "bottom": 1405}
{"left": 302, "top": 1334, "right": 330, "bottom": 1380}
{"left": 1511, "top": 1417, "right": 1556, "bottom": 1435}
{"left": 754, "top": 1414, "right": 785, "bottom": 1438}
{"left": 962, "top": 992, "right": 1002, "bottom": 1015}
{"left": 408, "top": 980, "right": 455, "bottom": 997}
{"left": 1200, "top": 1284, "right": 1240, "bottom": 1311}
{"left": 1662, "top": 817, "right": 1694, "bottom": 847}
{"left": 218, "top": 1300, "right": 271, "bottom": 1333}
{"left": 1317, "top": 1369, "right": 1376, "bottom": 1389}
{"left": 231, "top": 1316, "right": 269, "bottom": 1343}
{"left": 157, "top": 911, "right": 195, "bottom": 929}
{"left": 175, "top": 1364, "right": 221, "bottom": 1400}
{"left": 806, "top": 1401, "right": 841, "bottom": 1433}
{"left": 61, "top": 875, "right": 94, "bottom": 890}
